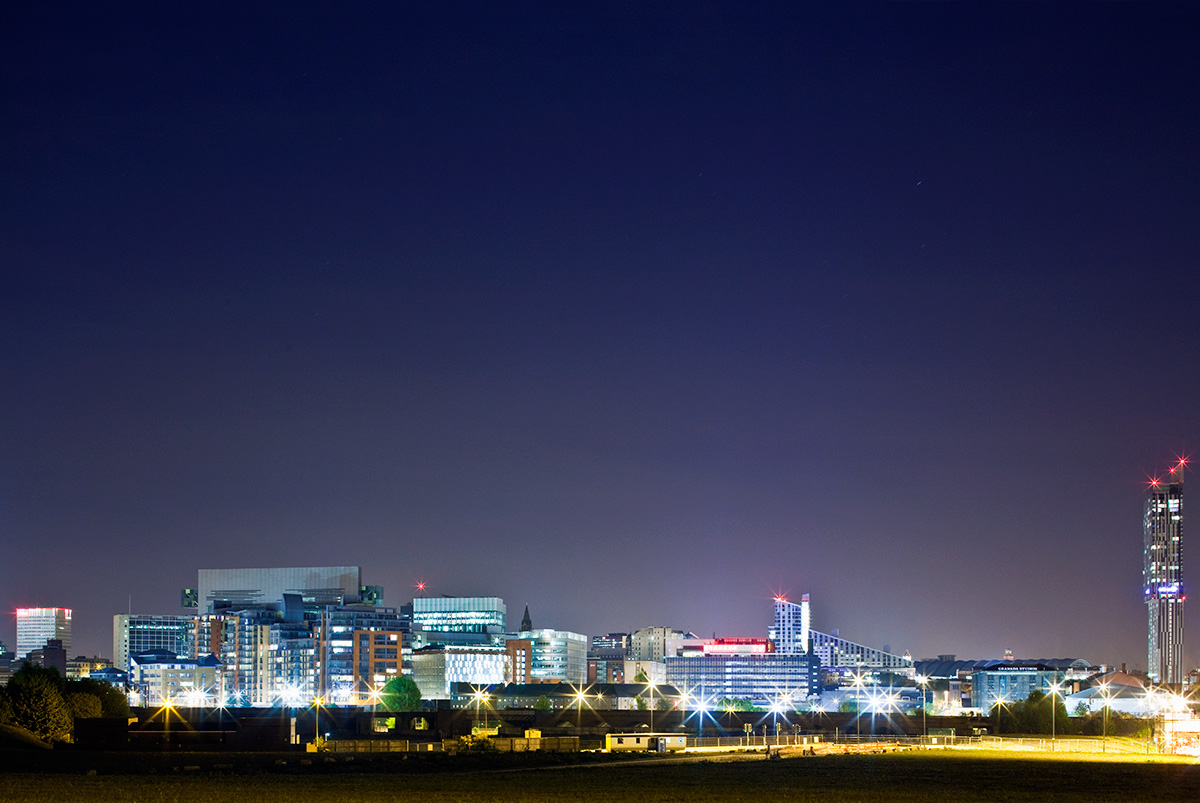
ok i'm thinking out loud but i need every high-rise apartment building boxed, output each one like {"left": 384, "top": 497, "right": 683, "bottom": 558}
{"left": 770, "top": 595, "right": 810, "bottom": 655}
{"left": 1145, "top": 458, "right": 1186, "bottom": 685}
{"left": 16, "top": 607, "right": 71, "bottom": 659}
{"left": 316, "top": 604, "right": 411, "bottom": 700}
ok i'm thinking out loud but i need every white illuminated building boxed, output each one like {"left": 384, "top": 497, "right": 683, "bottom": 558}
{"left": 16, "top": 607, "right": 71, "bottom": 659}
{"left": 769, "top": 595, "right": 810, "bottom": 655}
{"left": 413, "top": 596, "right": 506, "bottom": 635}
{"left": 519, "top": 629, "right": 588, "bottom": 684}
{"left": 768, "top": 593, "right": 911, "bottom": 673}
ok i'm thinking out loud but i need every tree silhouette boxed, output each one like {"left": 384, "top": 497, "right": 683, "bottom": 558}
{"left": 379, "top": 676, "right": 423, "bottom": 712}
{"left": 68, "top": 677, "right": 129, "bottom": 718}
{"left": 65, "top": 692, "right": 103, "bottom": 719}
{"left": 8, "top": 672, "right": 72, "bottom": 742}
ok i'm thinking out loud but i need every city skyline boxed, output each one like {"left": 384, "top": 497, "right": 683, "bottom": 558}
{"left": 3, "top": 5, "right": 1199, "bottom": 670}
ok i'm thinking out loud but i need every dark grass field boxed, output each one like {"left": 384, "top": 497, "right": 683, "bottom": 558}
{"left": 2, "top": 749, "right": 1199, "bottom": 802}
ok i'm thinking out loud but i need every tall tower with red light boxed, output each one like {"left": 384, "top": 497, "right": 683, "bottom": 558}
{"left": 770, "top": 594, "right": 811, "bottom": 655}
{"left": 1144, "top": 457, "right": 1186, "bottom": 685}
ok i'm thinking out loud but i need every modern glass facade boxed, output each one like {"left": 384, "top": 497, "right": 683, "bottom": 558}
{"left": 970, "top": 666, "right": 1065, "bottom": 709}
{"left": 197, "top": 566, "right": 362, "bottom": 612}
{"left": 665, "top": 652, "right": 820, "bottom": 706}
{"left": 1145, "top": 462, "right": 1185, "bottom": 685}
{"left": 520, "top": 629, "right": 588, "bottom": 683}
{"left": 411, "top": 645, "right": 506, "bottom": 699}
{"left": 16, "top": 607, "right": 71, "bottom": 660}
{"left": 113, "top": 614, "right": 191, "bottom": 672}
{"left": 413, "top": 596, "right": 506, "bottom": 634}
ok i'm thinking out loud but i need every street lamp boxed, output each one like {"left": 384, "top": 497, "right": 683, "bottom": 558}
{"left": 1048, "top": 681, "right": 1062, "bottom": 750}
{"left": 573, "top": 685, "right": 588, "bottom": 730}
{"left": 1098, "top": 682, "right": 1110, "bottom": 752}
{"left": 916, "top": 675, "right": 928, "bottom": 743}
{"left": 472, "top": 687, "right": 489, "bottom": 732}
{"left": 992, "top": 693, "right": 1007, "bottom": 738}
{"left": 770, "top": 696, "right": 784, "bottom": 745}
{"left": 647, "top": 678, "right": 657, "bottom": 733}
{"left": 852, "top": 673, "right": 867, "bottom": 738}
{"left": 694, "top": 693, "right": 712, "bottom": 742}
{"left": 161, "top": 697, "right": 175, "bottom": 746}
{"left": 313, "top": 696, "right": 325, "bottom": 748}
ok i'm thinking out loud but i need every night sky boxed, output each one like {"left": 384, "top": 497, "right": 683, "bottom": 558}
{"left": 3, "top": 3, "right": 1199, "bottom": 671}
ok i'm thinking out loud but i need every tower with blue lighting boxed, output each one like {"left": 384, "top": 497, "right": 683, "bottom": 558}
{"left": 1144, "top": 458, "right": 1186, "bottom": 685}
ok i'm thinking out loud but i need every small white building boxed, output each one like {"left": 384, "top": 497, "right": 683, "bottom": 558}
{"left": 1063, "top": 671, "right": 1153, "bottom": 717}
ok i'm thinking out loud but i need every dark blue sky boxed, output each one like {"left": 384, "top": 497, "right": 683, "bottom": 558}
{"left": 3, "top": 3, "right": 1199, "bottom": 669}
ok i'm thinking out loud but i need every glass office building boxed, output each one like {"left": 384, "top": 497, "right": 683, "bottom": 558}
{"left": 17, "top": 607, "right": 72, "bottom": 659}
{"left": 665, "top": 652, "right": 820, "bottom": 707}
{"left": 413, "top": 596, "right": 506, "bottom": 634}
{"left": 1145, "top": 460, "right": 1186, "bottom": 685}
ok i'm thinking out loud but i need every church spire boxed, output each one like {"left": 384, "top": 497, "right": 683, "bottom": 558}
{"left": 520, "top": 604, "right": 532, "bottom": 632}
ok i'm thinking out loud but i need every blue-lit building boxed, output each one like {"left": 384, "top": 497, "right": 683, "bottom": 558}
{"left": 969, "top": 664, "right": 1066, "bottom": 710}
{"left": 113, "top": 614, "right": 192, "bottom": 673}
{"left": 665, "top": 650, "right": 820, "bottom": 707}
{"left": 413, "top": 596, "right": 506, "bottom": 637}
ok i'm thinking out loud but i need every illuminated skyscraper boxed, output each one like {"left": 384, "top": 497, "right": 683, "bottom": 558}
{"left": 769, "top": 594, "right": 912, "bottom": 671}
{"left": 770, "top": 595, "right": 810, "bottom": 655}
{"left": 1144, "top": 458, "right": 1186, "bottom": 685}
{"left": 16, "top": 607, "right": 71, "bottom": 659}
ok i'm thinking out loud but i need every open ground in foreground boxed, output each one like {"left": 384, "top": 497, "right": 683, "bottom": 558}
{"left": 1, "top": 748, "right": 1198, "bottom": 803}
